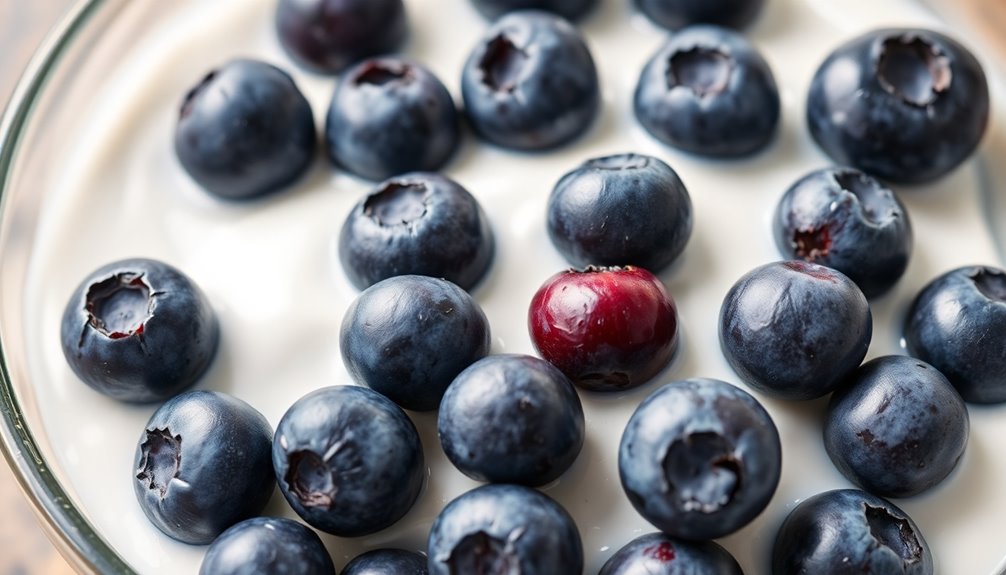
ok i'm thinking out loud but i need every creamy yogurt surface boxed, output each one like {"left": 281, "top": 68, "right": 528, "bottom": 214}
{"left": 21, "top": 0, "right": 1006, "bottom": 572}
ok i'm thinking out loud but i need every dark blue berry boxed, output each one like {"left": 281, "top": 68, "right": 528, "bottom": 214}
{"left": 598, "top": 532, "right": 742, "bottom": 575}
{"left": 325, "top": 57, "right": 460, "bottom": 181}
{"left": 904, "top": 265, "right": 1006, "bottom": 403}
{"left": 340, "top": 275, "right": 491, "bottom": 411}
{"left": 774, "top": 166, "right": 913, "bottom": 298}
{"left": 272, "top": 385, "right": 424, "bottom": 537}
{"left": 618, "top": 378, "right": 781, "bottom": 540}
{"left": 634, "top": 0, "right": 765, "bottom": 30}
{"left": 174, "top": 59, "right": 316, "bottom": 200}
{"left": 199, "top": 517, "right": 335, "bottom": 575}
{"left": 338, "top": 172, "right": 495, "bottom": 291}
{"left": 341, "top": 549, "right": 427, "bottom": 575}
{"left": 133, "top": 391, "right": 274, "bottom": 545}
{"left": 469, "top": 0, "right": 597, "bottom": 21}
{"left": 719, "top": 260, "right": 872, "bottom": 400}
{"left": 807, "top": 28, "right": 989, "bottom": 184}
{"left": 546, "top": 153, "right": 693, "bottom": 272}
{"left": 426, "top": 484, "right": 583, "bottom": 575}
{"left": 634, "top": 25, "right": 780, "bottom": 157}
{"left": 60, "top": 258, "right": 218, "bottom": 403}
{"left": 437, "top": 354, "right": 585, "bottom": 486}
{"left": 461, "top": 10, "right": 599, "bottom": 150}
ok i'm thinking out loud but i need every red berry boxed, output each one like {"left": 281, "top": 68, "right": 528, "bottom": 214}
{"left": 528, "top": 265, "right": 678, "bottom": 391}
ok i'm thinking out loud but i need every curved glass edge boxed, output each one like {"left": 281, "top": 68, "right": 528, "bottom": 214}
{"left": 0, "top": 0, "right": 137, "bottom": 573}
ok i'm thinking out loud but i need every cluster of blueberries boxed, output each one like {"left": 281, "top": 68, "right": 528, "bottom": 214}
{"left": 55, "top": 0, "right": 1004, "bottom": 573}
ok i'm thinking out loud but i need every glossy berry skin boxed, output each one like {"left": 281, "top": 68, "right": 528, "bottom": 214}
{"left": 133, "top": 391, "right": 274, "bottom": 545}
{"left": 773, "top": 489, "right": 934, "bottom": 575}
{"left": 824, "top": 355, "right": 969, "bottom": 498}
{"left": 272, "top": 385, "right": 424, "bottom": 537}
{"left": 326, "top": 57, "right": 460, "bottom": 181}
{"left": 340, "top": 275, "right": 491, "bottom": 411}
{"left": 174, "top": 59, "right": 316, "bottom": 200}
{"left": 618, "top": 378, "right": 781, "bottom": 540}
{"left": 275, "top": 0, "right": 407, "bottom": 75}
{"left": 634, "top": 0, "right": 764, "bottom": 30}
{"left": 774, "top": 167, "right": 912, "bottom": 299}
{"left": 60, "top": 258, "right": 218, "bottom": 403}
{"left": 469, "top": 0, "right": 597, "bottom": 21}
{"left": 426, "top": 484, "right": 583, "bottom": 575}
{"left": 547, "top": 153, "right": 693, "bottom": 273}
{"left": 904, "top": 265, "right": 1006, "bottom": 403}
{"left": 529, "top": 266, "right": 678, "bottom": 391}
{"left": 634, "top": 25, "right": 780, "bottom": 157}
{"left": 339, "top": 172, "right": 494, "bottom": 291}
{"left": 461, "top": 10, "right": 600, "bottom": 150}
{"left": 199, "top": 517, "right": 335, "bottom": 575}
{"left": 341, "top": 549, "right": 428, "bottom": 575}
{"left": 438, "top": 354, "right": 585, "bottom": 486}
{"left": 599, "top": 532, "right": 742, "bottom": 575}
{"left": 719, "top": 260, "right": 872, "bottom": 400}
{"left": 807, "top": 28, "right": 989, "bottom": 184}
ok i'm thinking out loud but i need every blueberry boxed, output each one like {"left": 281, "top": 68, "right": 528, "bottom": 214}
{"left": 904, "top": 265, "right": 1006, "bottom": 403}
{"left": 325, "top": 57, "right": 460, "bottom": 181}
{"left": 618, "top": 378, "right": 781, "bottom": 540}
{"left": 340, "top": 275, "right": 491, "bottom": 411}
{"left": 546, "top": 153, "right": 693, "bottom": 272}
{"left": 133, "top": 390, "right": 274, "bottom": 545}
{"left": 199, "top": 517, "right": 335, "bottom": 575}
{"left": 469, "top": 0, "right": 597, "bottom": 21}
{"left": 275, "top": 0, "right": 407, "bottom": 75}
{"left": 174, "top": 59, "right": 316, "bottom": 200}
{"left": 774, "top": 167, "right": 913, "bottom": 298}
{"left": 634, "top": 25, "right": 780, "bottom": 158}
{"left": 598, "top": 532, "right": 742, "bottom": 575}
{"left": 338, "top": 172, "right": 495, "bottom": 291}
{"left": 824, "top": 355, "right": 969, "bottom": 498}
{"left": 437, "top": 354, "right": 585, "bottom": 486}
{"left": 807, "top": 28, "right": 989, "bottom": 184}
{"left": 272, "top": 385, "right": 424, "bottom": 537}
{"left": 60, "top": 258, "right": 218, "bottom": 403}
{"left": 426, "top": 484, "right": 583, "bottom": 574}
{"left": 341, "top": 549, "right": 428, "bottom": 575}
{"left": 773, "top": 489, "right": 934, "bottom": 575}
{"left": 719, "top": 260, "right": 872, "bottom": 400}
{"left": 461, "top": 10, "right": 600, "bottom": 150}
{"left": 634, "top": 0, "right": 765, "bottom": 30}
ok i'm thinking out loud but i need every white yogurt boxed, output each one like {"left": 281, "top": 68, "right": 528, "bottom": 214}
{"left": 21, "top": 0, "right": 1006, "bottom": 572}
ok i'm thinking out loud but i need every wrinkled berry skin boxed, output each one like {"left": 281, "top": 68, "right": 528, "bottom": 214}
{"left": 326, "top": 57, "right": 460, "bottom": 181}
{"left": 174, "top": 59, "right": 316, "bottom": 200}
{"left": 438, "top": 354, "right": 585, "bottom": 486}
{"left": 547, "top": 153, "right": 693, "bottom": 273}
{"left": 807, "top": 28, "right": 989, "bottom": 184}
{"left": 426, "top": 484, "right": 583, "bottom": 575}
{"left": 773, "top": 489, "right": 934, "bottom": 575}
{"left": 529, "top": 266, "right": 678, "bottom": 391}
{"left": 824, "top": 355, "right": 969, "bottom": 498}
{"left": 461, "top": 10, "right": 600, "bottom": 150}
{"left": 272, "top": 385, "right": 424, "bottom": 537}
{"left": 341, "top": 549, "right": 428, "bottom": 575}
{"left": 469, "top": 0, "right": 597, "bottom": 21}
{"left": 199, "top": 517, "right": 335, "bottom": 575}
{"left": 275, "top": 0, "right": 407, "bottom": 75}
{"left": 599, "top": 532, "right": 742, "bottom": 575}
{"left": 634, "top": 0, "right": 764, "bottom": 30}
{"left": 340, "top": 275, "right": 491, "bottom": 411}
{"left": 133, "top": 391, "right": 274, "bottom": 545}
{"left": 60, "top": 258, "right": 219, "bottom": 403}
{"left": 339, "top": 172, "right": 495, "bottom": 291}
{"left": 719, "top": 260, "right": 872, "bottom": 400}
{"left": 618, "top": 378, "right": 781, "bottom": 540}
{"left": 774, "top": 167, "right": 912, "bottom": 299}
{"left": 634, "top": 25, "right": 780, "bottom": 157}
{"left": 904, "top": 265, "right": 1006, "bottom": 403}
